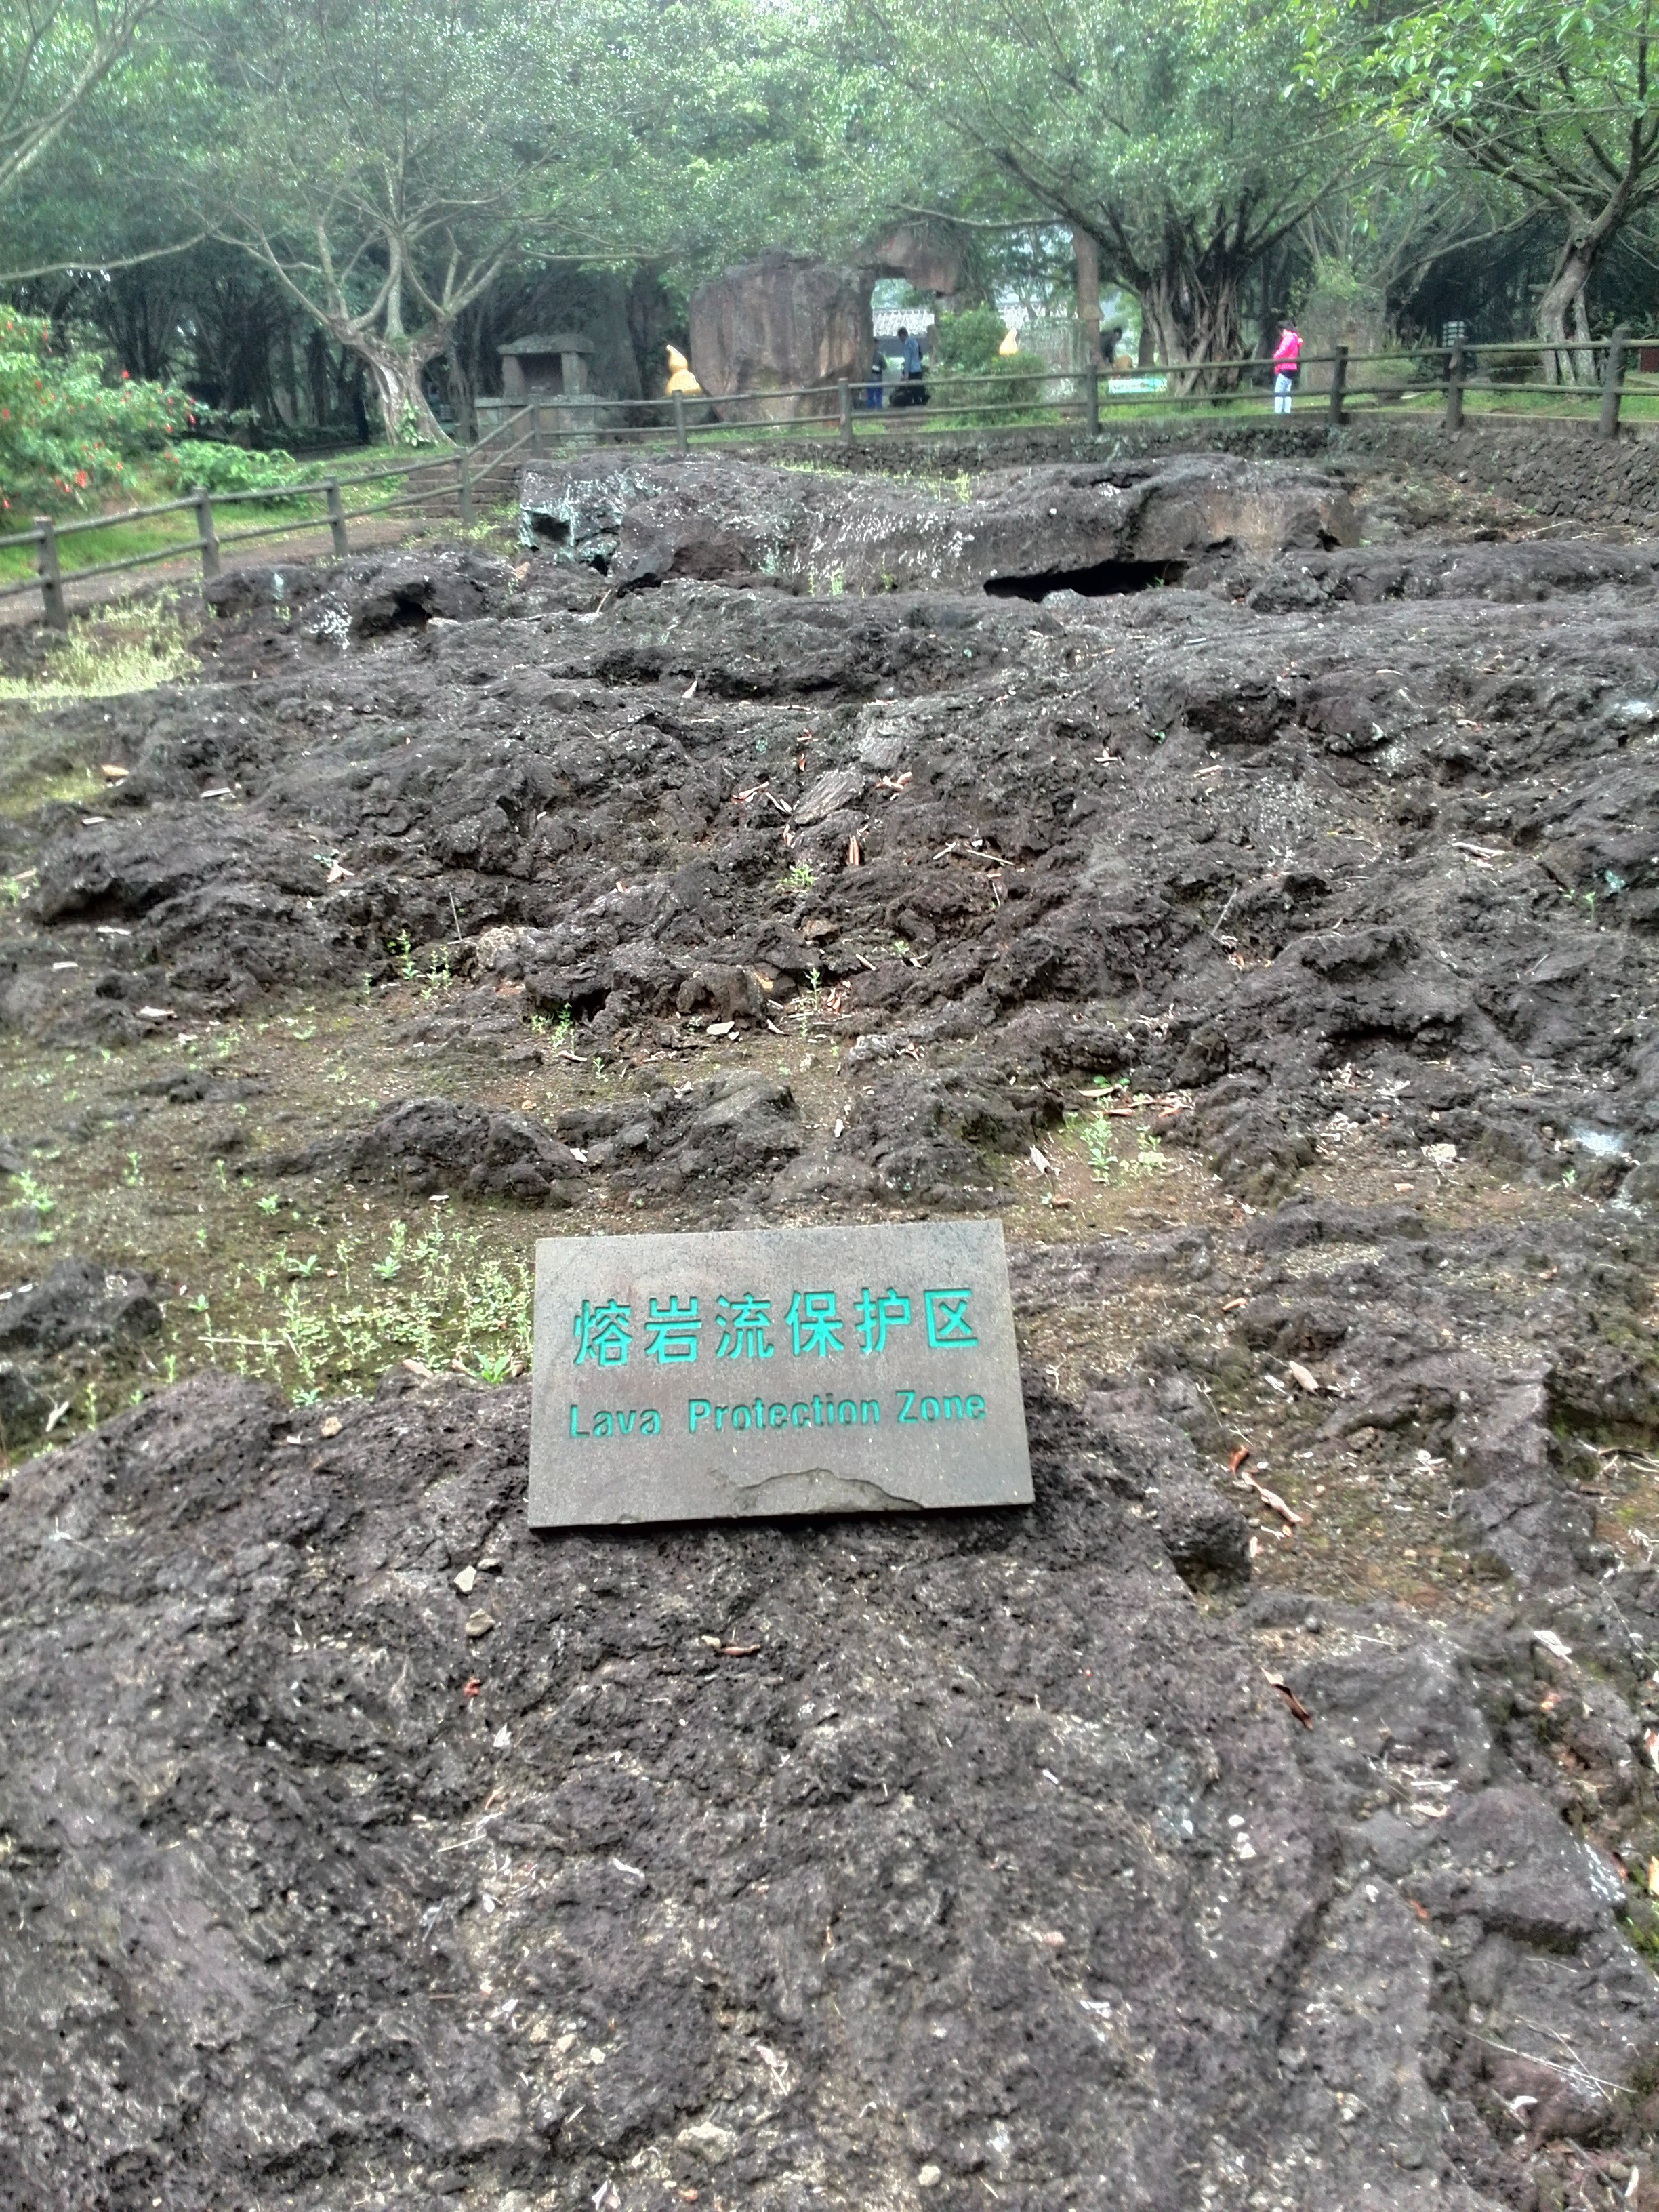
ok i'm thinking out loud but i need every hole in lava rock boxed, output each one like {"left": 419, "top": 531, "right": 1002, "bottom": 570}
{"left": 985, "top": 559, "right": 1187, "bottom": 601}
{"left": 525, "top": 514, "right": 609, "bottom": 572}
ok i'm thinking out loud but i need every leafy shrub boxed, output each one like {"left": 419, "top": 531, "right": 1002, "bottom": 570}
{"left": 164, "top": 440, "right": 302, "bottom": 495}
{"left": 0, "top": 313, "right": 205, "bottom": 512}
{"left": 935, "top": 306, "right": 1011, "bottom": 373}
{"left": 937, "top": 350, "right": 1046, "bottom": 422}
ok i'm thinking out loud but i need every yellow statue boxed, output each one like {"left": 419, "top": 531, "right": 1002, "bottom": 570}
{"left": 665, "top": 344, "right": 703, "bottom": 396}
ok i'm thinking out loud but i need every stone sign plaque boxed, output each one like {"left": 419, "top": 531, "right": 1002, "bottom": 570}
{"left": 529, "top": 1219, "right": 1031, "bottom": 1528}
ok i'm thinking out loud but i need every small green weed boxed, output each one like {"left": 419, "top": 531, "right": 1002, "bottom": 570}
{"left": 1066, "top": 1079, "right": 1167, "bottom": 1185}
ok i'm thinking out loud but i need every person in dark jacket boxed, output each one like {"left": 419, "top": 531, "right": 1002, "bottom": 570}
{"left": 892, "top": 325, "right": 929, "bottom": 408}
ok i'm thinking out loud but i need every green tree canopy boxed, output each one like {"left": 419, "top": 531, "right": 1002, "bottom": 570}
{"left": 848, "top": 0, "right": 1350, "bottom": 370}
{"left": 0, "top": 0, "right": 163, "bottom": 210}
{"left": 1300, "top": 0, "right": 1659, "bottom": 369}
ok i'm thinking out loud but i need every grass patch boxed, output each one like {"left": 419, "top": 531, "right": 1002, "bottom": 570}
{"left": 0, "top": 596, "right": 197, "bottom": 702}
{"left": 192, "top": 1210, "right": 533, "bottom": 1404}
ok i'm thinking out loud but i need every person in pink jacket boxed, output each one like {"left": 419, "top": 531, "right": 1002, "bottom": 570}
{"left": 1271, "top": 323, "right": 1302, "bottom": 413}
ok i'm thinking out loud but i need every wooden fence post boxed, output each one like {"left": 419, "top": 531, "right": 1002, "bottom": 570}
{"left": 532, "top": 403, "right": 544, "bottom": 458}
{"left": 1600, "top": 324, "right": 1630, "bottom": 439}
{"left": 1085, "top": 363, "right": 1101, "bottom": 438}
{"left": 35, "top": 516, "right": 66, "bottom": 632}
{"left": 325, "top": 477, "right": 348, "bottom": 557}
{"left": 457, "top": 442, "right": 476, "bottom": 527}
{"left": 673, "top": 392, "right": 688, "bottom": 458}
{"left": 192, "top": 485, "right": 221, "bottom": 579}
{"left": 1443, "top": 344, "right": 1465, "bottom": 432}
{"left": 838, "top": 378, "right": 853, "bottom": 449}
{"left": 1328, "top": 345, "right": 1348, "bottom": 425}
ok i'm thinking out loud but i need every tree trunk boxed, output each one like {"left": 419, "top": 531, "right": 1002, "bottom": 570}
{"left": 1536, "top": 232, "right": 1599, "bottom": 384}
{"left": 349, "top": 335, "right": 449, "bottom": 444}
{"left": 1072, "top": 225, "right": 1103, "bottom": 366}
{"left": 1140, "top": 267, "right": 1244, "bottom": 391}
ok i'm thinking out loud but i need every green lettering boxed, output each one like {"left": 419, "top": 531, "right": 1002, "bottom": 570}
{"left": 642, "top": 1410, "right": 661, "bottom": 1435}
{"left": 594, "top": 1410, "right": 613, "bottom": 1437}
{"left": 966, "top": 1393, "right": 985, "bottom": 1420}
{"left": 791, "top": 1401, "right": 811, "bottom": 1428}
{"left": 897, "top": 1389, "right": 917, "bottom": 1424}
{"left": 859, "top": 1399, "right": 880, "bottom": 1425}
{"left": 569, "top": 1402, "right": 587, "bottom": 1439}
{"left": 689, "top": 1398, "right": 711, "bottom": 1433}
{"left": 769, "top": 1403, "right": 787, "bottom": 1429}
{"left": 941, "top": 1395, "right": 964, "bottom": 1420}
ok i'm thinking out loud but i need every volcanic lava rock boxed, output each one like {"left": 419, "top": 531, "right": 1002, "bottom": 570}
{"left": 0, "top": 1258, "right": 161, "bottom": 1353}
{"left": 345, "top": 1097, "right": 585, "bottom": 1203}
{"left": 7, "top": 1371, "right": 1659, "bottom": 2207}
{"left": 556, "top": 1069, "right": 801, "bottom": 1197}
{"left": 520, "top": 451, "right": 1359, "bottom": 598}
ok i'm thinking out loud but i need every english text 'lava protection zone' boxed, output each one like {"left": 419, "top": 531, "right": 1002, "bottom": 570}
{"left": 529, "top": 1220, "right": 1032, "bottom": 1528}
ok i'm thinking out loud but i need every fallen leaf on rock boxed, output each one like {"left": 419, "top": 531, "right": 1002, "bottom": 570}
{"left": 705, "top": 1020, "right": 735, "bottom": 1038}
{"left": 846, "top": 834, "right": 861, "bottom": 867}
{"left": 720, "top": 1643, "right": 761, "bottom": 1657}
{"left": 461, "top": 1677, "right": 481, "bottom": 1698}
{"left": 136, "top": 1006, "right": 176, "bottom": 1021}
{"left": 1028, "top": 1143, "right": 1053, "bottom": 1175}
{"left": 44, "top": 1398, "right": 71, "bottom": 1433}
{"left": 1286, "top": 1360, "right": 1320, "bottom": 1395}
{"left": 318, "top": 1415, "right": 341, "bottom": 1438}
{"left": 1263, "top": 1671, "right": 1314, "bottom": 1727}
{"left": 401, "top": 1357, "right": 436, "bottom": 1379}
{"left": 455, "top": 1564, "right": 478, "bottom": 1595}
{"left": 98, "top": 762, "right": 128, "bottom": 781}
{"left": 1227, "top": 1446, "right": 1252, "bottom": 1474}
{"left": 1408, "top": 1898, "right": 1429, "bottom": 1922}
{"left": 198, "top": 786, "right": 233, "bottom": 800}
{"left": 1237, "top": 1467, "right": 1305, "bottom": 1528}
{"left": 464, "top": 1610, "right": 496, "bottom": 1639}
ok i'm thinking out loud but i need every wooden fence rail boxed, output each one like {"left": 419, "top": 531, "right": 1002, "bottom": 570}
{"left": 3, "top": 332, "right": 1654, "bottom": 634}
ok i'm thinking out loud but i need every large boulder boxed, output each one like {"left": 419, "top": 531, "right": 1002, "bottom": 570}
{"left": 518, "top": 452, "right": 1359, "bottom": 598}
{"left": 687, "top": 255, "right": 874, "bottom": 422}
